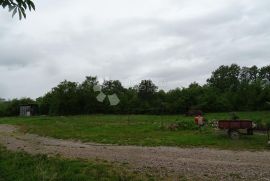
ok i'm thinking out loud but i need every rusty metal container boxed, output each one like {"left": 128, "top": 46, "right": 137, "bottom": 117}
{"left": 218, "top": 120, "right": 253, "bottom": 130}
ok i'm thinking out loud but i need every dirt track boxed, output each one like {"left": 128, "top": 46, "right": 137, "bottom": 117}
{"left": 1, "top": 124, "right": 270, "bottom": 180}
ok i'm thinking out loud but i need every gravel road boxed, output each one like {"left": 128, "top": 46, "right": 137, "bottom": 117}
{"left": 1, "top": 124, "right": 270, "bottom": 180}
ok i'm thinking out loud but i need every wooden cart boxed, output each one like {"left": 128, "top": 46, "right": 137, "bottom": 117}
{"left": 218, "top": 120, "right": 254, "bottom": 139}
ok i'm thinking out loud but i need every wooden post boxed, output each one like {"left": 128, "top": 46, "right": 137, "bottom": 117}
{"left": 127, "top": 108, "right": 130, "bottom": 125}
{"left": 267, "top": 127, "right": 270, "bottom": 143}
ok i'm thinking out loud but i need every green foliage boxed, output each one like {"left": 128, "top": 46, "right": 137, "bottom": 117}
{"left": 1, "top": 64, "right": 270, "bottom": 116}
{"left": 207, "top": 64, "right": 241, "bottom": 92}
{"left": 259, "top": 65, "right": 270, "bottom": 80}
{"left": 229, "top": 112, "right": 240, "bottom": 120}
{"left": 176, "top": 120, "right": 198, "bottom": 130}
{"left": 0, "top": 146, "right": 143, "bottom": 181}
{"left": 137, "top": 80, "right": 158, "bottom": 101}
{"left": 0, "top": 98, "right": 35, "bottom": 116}
{"left": 0, "top": 0, "right": 35, "bottom": 19}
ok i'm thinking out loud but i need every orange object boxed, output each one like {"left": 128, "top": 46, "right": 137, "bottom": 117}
{"left": 194, "top": 116, "right": 204, "bottom": 125}
{"left": 194, "top": 116, "right": 198, "bottom": 124}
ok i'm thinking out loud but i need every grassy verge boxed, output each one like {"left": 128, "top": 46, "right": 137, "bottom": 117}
{"left": 0, "top": 112, "right": 269, "bottom": 150}
{"left": 0, "top": 146, "right": 149, "bottom": 181}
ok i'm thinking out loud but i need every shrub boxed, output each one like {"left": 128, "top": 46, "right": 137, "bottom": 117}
{"left": 166, "top": 120, "right": 198, "bottom": 131}
{"left": 229, "top": 112, "right": 240, "bottom": 120}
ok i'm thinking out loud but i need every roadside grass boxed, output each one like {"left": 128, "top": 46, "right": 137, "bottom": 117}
{"left": 0, "top": 111, "right": 269, "bottom": 150}
{"left": 0, "top": 146, "right": 150, "bottom": 181}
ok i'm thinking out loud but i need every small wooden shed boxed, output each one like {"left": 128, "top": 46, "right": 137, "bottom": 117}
{"left": 19, "top": 104, "right": 38, "bottom": 116}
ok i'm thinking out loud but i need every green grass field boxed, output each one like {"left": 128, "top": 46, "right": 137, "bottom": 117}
{"left": 0, "top": 111, "right": 270, "bottom": 150}
{"left": 0, "top": 146, "right": 151, "bottom": 181}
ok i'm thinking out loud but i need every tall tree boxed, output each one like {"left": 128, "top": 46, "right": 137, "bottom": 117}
{"left": 102, "top": 80, "right": 125, "bottom": 95}
{"left": 239, "top": 66, "right": 259, "bottom": 84}
{"left": 78, "top": 76, "right": 100, "bottom": 114}
{"left": 207, "top": 64, "right": 241, "bottom": 91}
{"left": 259, "top": 65, "right": 270, "bottom": 81}
{"left": 137, "top": 80, "right": 158, "bottom": 100}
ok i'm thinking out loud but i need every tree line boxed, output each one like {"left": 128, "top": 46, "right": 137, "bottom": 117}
{"left": 0, "top": 64, "right": 270, "bottom": 116}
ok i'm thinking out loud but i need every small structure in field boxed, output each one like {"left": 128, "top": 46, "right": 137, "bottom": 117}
{"left": 19, "top": 104, "right": 38, "bottom": 116}
{"left": 218, "top": 119, "right": 254, "bottom": 139}
{"left": 186, "top": 109, "right": 203, "bottom": 116}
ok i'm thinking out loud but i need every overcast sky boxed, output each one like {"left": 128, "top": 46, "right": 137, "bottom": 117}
{"left": 0, "top": 0, "right": 270, "bottom": 99}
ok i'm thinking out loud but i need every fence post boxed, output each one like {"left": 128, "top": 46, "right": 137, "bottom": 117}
{"left": 160, "top": 107, "right": 164, "bottom": 129}
{"left": 267, "top": 127, "right": 270, "bottom": 143}
{"left": 127, "top": 108, "right": 130, "bottom": 125}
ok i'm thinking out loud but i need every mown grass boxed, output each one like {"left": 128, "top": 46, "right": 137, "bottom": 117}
{"left": 0, "top": 146, "right": 150, "bottom": 181}
{"left": 0, "top": 111, "right": 270, "bottom": 150}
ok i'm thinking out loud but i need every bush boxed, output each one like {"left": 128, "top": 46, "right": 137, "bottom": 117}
{"left": 229, "top": 112, "right": 240, "bottom": 120}
{"left": 166, "top": 120, "right": 198, "bottom": 131}
{"left": 253, "top": 119, "right": 269, "bottom": 131}
{"left": 177, "top": 120, "right": 198, "bottom": 130}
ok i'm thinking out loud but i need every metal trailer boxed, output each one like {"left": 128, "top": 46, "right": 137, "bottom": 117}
{"left": 218, "top": 120, "right": 254, "bottom": 139}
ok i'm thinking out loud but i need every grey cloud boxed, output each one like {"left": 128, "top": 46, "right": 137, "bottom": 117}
{"left": 0, "top": 0, "right": 270, "bottom": 98}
